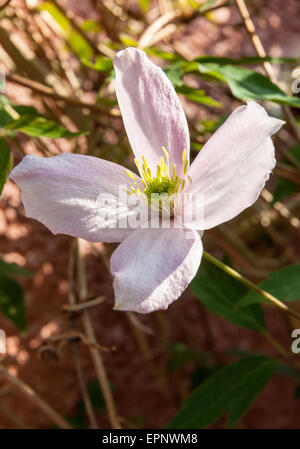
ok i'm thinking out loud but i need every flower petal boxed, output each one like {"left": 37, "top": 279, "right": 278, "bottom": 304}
{"left": 185, "top": 101, "right": 284, "bottom": 229}
{"left": 10, "top": 153, "right": 145, "bottom": 242}
{"left": 113, "top": 47, "right": 190, "bottom": 176}
{"left": 110, "top": 227, "right": 202, "bottom": 313}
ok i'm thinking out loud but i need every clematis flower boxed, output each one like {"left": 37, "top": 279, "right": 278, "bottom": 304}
{"left": 10, "top": 48, "right": 284, "bottom": 314}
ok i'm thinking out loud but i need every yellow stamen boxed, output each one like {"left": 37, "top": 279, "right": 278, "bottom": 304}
{"left": 160, "top": 156, "right": 164, "bottom": 172}
{"left": 182, "top": 148, "right": 186, "bottom": 163}
{"left": 134, "top": 158, "right": 140, "bottom": 169}
{"left": 162, "top": 146, "right": 169, "bottom": 160}
{"left": 126, "top": 170, "right": 136, "bottom": 181}
{"left": 188, "top": 175, "right": 192, "bottom": 184}
{"left": 184, "top": 160, "right": 188, "bottom": 175}
{"left": 172, "top": 162, "right": 176, "bottom": 177}
{"left": 181, "top": 179, "right": 186, "bottom": 191}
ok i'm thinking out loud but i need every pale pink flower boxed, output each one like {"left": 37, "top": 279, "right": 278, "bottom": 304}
{"left": 10, "top": 48, "right": 284, "bottom": 313}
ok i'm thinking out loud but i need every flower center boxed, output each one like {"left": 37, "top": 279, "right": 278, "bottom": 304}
{"left": 125, "top": 147, "right": 192, "bottom": 218}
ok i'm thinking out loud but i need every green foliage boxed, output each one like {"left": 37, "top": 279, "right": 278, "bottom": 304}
{"left": 190, "top": 258, "right": 266, "bottom": 332}
{"left": 273, "top": 144, "right": 300, "bottom": 203}
{"left": 0, "top": 259, "right": 32, "bottom": 332}
{"left": 0, "top": 138, "right": 12, "bottom": 195}
{"left": 6, "top": 115, "right": 85, "bottom": 138}
{"left": 82, "top": 56, "right": 113, "bottom": 72}
{"left": 196, "top": 63, "right": 300, "bottom": 108}
{"left": 237, "top": 264, "right": 300, "bottom": 308}
{"left": 0, "top": 277, "right": 26, "bottom": 332}
{"left": 176, "top": 85, "right": 221, "bottom": 107}
{"left": 40, "top": 2, "right": 93, "bottom": 60}
{"left": 166, "top": 356, "right": 276, "bottom": 429}
{"left": 167, "top": 343, "right": 209, "bottom": 372}
{"left": 0, "top": 96, "right": 85, "bottom": 139}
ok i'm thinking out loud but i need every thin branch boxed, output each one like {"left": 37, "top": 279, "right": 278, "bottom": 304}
{"left": 76, "top": 238, "right": 121, "bottom": 429}
{"left": 68, "top": 240, "right": 99, "bottom": 429}
{"left": 234, "top": 0, "right": 300, "bottom": 143}
{"left": 6, "top": 73, "right": 120, "bottom": 116}
{"left": 0, "top": 364, "right": 73, "bottom": 429}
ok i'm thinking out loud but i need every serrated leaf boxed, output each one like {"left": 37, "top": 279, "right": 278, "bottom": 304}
{"left": 190, "top": 258, "right": 265, "bottom": 332}
{"left": 0, "top": 138, "right": 12, "bottom": 195}
{"left": 176, "top": 85, "right": 221, "bottom": 107}
{"left": 166, "top": 356, "right": 276, "bottom": 429}
{"left": 237, "top": 264, "right": 300, "bottom": 308}
{"left": 0, "top": 277, "right": 26, "bottom": 332}
{"left": 6, "top": 115, "right": 85, "bottom": 138}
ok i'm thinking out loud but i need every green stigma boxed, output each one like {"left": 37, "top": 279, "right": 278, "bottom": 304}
{"left": 124, "top": 147, "right": 192, "bottom": 217}
{"left": 144, "top": 176, "right": 178, "bottom": 200}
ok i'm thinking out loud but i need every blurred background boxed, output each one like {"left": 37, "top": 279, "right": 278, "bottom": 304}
{"left": 0, "top": 0, "right": 300, "bottom": 429}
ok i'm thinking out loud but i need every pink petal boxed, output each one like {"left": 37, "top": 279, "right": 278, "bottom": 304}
{"left": 185, "top": 101, "right": 284, "bottom": 229}
{"left": 110, "top": 227, "right": 202, "bottom": 313}
{"left": 114, "top": 48, "right": 190, "bottom": 176}
{"left": 10, "top": 153, "right": 144, "bottom": 242}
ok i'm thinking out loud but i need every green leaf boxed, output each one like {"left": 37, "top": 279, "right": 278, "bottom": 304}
{"left": 40, "top": 2, "right": 93, "bottom": 60}
{"left": 190, "top": 258, "right": 265, "bottom": 332}
{"left": 81, "top": 56, "right": 113, "bottom": 72}
{"left": 146, "top": 47, "right": 181, "bottom": 62}
{"left": 226, "top": 358, "right": 276, "bottom": 428}
{"left": 0, "top": 277, "right": 26, "bottom": 332}
{"left": 272, "top": 177, "right": 298, "bottom": 203}
{"left": 0, "top": 138, "right": 12, "bottom": 195}
{"left": 0, "top": 259, "right": 33, "bottom": 278}
{"left": 167, "top": 343, "right": 209, "bottom": 372}
{"left": 175, "top": 85, "right": 221, "bottom": 107}
{"left": 272, "top": 144, "right": 300, "bottom": 203}
{"left": 196, "top": 63, "right": 300, "bottom": 108}
{"left": 166, "top": 356, "right": 276, "bottom": 429}
{"left": 237, "top": 264, "right": 300, "bottom": 308}
{"left": 164, "top": 63, "right": 184, "bottom": 87}
{"left": 80, "top": 20, "right": 102, "bottom": 33}
{"left": 194, "top": 55, "right": 296, "bottom": 66}
{"left": 6, "top": 115, "right": 85, "bottom": 138}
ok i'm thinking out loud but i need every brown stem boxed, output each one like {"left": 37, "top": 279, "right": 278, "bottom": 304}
{"left": 6, "top": 73, "right": 120, "bottom": 116}
{"left": 76, "top": 238, "right": 121, "bottom": 429}
{"left": 0, "top": 364, "right": 72, "bottom": 429}
{"left": 68, "top": 240, "right": 99, "bottom": 429}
